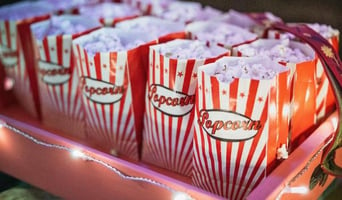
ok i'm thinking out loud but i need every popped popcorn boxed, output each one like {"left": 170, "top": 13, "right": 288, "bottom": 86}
{"left": 237, "top": 39, "right": 313, "bottom": 63}
{"left": 157, "top": 39, "right": 225, "bottom": 59}
{"left": 307, "top": 23, "right": 339, "bottom": 39}
{"left": 0, "top": 1, "right": 54, "bottom": 20}
{"left": 79, "top": 2, "right": 141, "bottom": 19}
{"left": 186, "top": 21, "right": 257, "bottom": 47}
{"left": 115, "top": 16, "right": 185, "bottom": 39}
{"left": 211, "top": 57, "right": 287, "bottom": 83}
{"left": 74, "top": 28, "right": 150, "bottom": 56}
{"left": 31, "top": 15, "right": 100, "bottom": 40}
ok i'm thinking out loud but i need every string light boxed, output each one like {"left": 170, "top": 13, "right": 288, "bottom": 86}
{"left": 4, "top": 77, "right": 14, "bottom": 91}
{"left": 275, "top": 135, "right": 334, "bottom": 200}
{"left": 0, "top": 121, "right": 193, "bottom": 200}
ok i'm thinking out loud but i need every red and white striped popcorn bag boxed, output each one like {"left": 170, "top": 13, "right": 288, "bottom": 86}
{"left": 31, "top": 15, "right": 101, "bottom": 139}
{"left": 186, "top": 20, "right": 257, "bottom": 50}
{"left": 232, "top": 39, "right": 317, "bottom": 151}
{"left": 267, "top": 24, "right": 339, "bottom": 122}
{"left": 122, "top": 0, "right": 174, "bottom": 15}
{"left": 142, "top": 39, "right": 229, "bottom": 176}
{"left": 0, "top": 2, "right": 55, "bottom": 119}
{"left": 73, "top": 28, "right": 157, "bottom": 160}
{"left": 193, "top": 56, "right": 290, "bottom": 199}
{"left": 79, "top": 2, "right": 142, "bottom": 27}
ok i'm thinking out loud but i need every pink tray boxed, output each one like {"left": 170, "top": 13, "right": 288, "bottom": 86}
{"left": 0, "top": 104, "right": 340, "bottom": 200}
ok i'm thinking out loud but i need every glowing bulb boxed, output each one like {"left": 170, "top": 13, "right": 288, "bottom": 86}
{"left": 285, "top": 186, "right": 309, "bottom": 194}
{"left": 0, "top": 120, "right": 5, "bottom": 128}
{"left": 172, "top": 192, "right": 192, "bottom": 200}
{"left": 4, "top": 77, "right": 14, "bottom": 91}
{"left": 71, "top": 149, "right": 85, "bottom": 158}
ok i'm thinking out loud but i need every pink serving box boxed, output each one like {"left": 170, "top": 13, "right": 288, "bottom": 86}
{"left": 0, "top": 100, "right": 340, "bottom": 200}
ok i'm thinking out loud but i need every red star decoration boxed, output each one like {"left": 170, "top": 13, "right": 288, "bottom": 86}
{"left": 192, "top": 73, "right": 197, "bottom": 78}
{"left": 64, "top": 49, "right": 69, "bottom": 54}
{"left": 222, "top": 90, "right": 227, "bottom": 95}
{"left": 205, "top": 88, "right": 209, "bottom": 93}
{"left": 150, "top": 64, "right": 153, "bottom": 68}
{"left": 119, "top": 66, "right": 123, "bottom": 70}
{"left": 165, "top": 69, "right": 168, "bottom": 73}
{"left": 198, "top": 85, "right": 202, "bottom": 90}
{"left": 258, "top": 97, "right": 263, "bottom": 102}
{"left": 156, "top": 65, "right": 159, "bottom": 69}
{"left": 240, "top": 93, "right": 245, "bottom": 98}
{"left": 90, "top": 62, "right": 93, "bottom": 66}
{"left": 103, "top": 64, "right": 107, "bottom": 68}
{"left": 50, "top": 47, "right": 55, "bottom": 51}
{"left": 39, "top": 46, "right": 43, "bottom": 49}
{"left": 177, "top": 71, "right": 183, "bottom": 77}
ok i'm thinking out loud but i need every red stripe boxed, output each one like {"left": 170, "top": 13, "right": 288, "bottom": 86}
{"left": 159, "top": 54, "right": 164, "bottom": 85}
{"left": 245, "top": 80, "right": 259, "bottom": 117}
{"left": 56, "top": 35, "right": 63, "bottom": 65}
{"left": 182, "top": 60, "right": 195, "bottom": 93}
{"left": 109, "top": 53, "right": 117, "bottom": 83}
{"left": 94, "top": 54, "right": 102, "bottom": 80}
{"left": 225, "top": 142, "right": 232, "bottom": 197}
{"left": 60, "top": 82, "right": 65, "bottom": 113}
{"left": 5, "top": 21, "right": 11, "bottom": 49}
{"left": 178, "top": 113, "right": 195, "bottom": 174}
{"left": 43, "top": 38, "right": 51, "bottom": 62}
{"left": 169, "top": 59, "right": 177, "bottom": 90}
{"left": 173, "top": 117, "right": 183, "bottom": 172}
{"left": 231, "top": 141, "right": 245, "bottom": 200}
{"left": 229, "top": 79, "right": 239, "bottom": 111}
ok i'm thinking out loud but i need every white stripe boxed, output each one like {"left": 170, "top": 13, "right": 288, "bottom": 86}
{"left": 236, "top": 79, "right": 250, "bottom": 114}
{"left": 47, "top": 36, "right": 58, "bottom": 64}
{"left": 9, "top": 21, "right": 16, "bottom": 50}
{"left": 62, "top": 35, "right": 72, "bottom": 67}
{"left": 0, "top": 21, "right": 8, "bottom": 47}
{"left": 174, "top": 60, "right": 186, "bottom": 92}
{"left": 37, "top": 40, "right": 46, "bottom": 61}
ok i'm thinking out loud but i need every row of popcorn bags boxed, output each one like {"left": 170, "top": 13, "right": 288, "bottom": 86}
{"left": 267, "top": 23, "right": 340, "bottom": 123}
{"left": 71, "top": 16, "right": 186, "bottom": 160}
{"left": 193, "top": 56, "right": 291, "bottom": 199}
{"left": 0, "top": 1, "right": 55, "bottom": 118}
{"left": 232, "top": 38, "right": 317, "bottom": 152}
{"left": 142, "top": 39, "right": 229, "bottom": 176}
{"left": 30, "top": 15, "right": 101, "bottom": 139}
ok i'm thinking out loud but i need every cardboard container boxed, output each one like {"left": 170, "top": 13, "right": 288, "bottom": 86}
{"left": 73, "top": 28, "right": 157, "bottom": 160}
{"left": 0, "top": 2, "right": 55, "bottom": 119}
{"left": 31, "top": 15, "right": 101, "bottom": 139}
{"left": 193, "top": 56, "right": 290, "bottom": 199}
{"left": 232, "top": 39, "right": 317, "bottom": 151}
{"left": 142, "top": 39, "right": 229, "bottom": 176}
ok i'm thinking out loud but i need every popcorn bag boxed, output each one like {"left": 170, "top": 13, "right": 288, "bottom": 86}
{"left": 31, "top": 15, "right": 101, "bottom": 139}
{"left": 122, "top": 0, "right": 174, "bottom": 15}
{"left": 0, "top": 1, "right": 55, "bottom": 119}
{"left": 233, "top": 39, "right": 317, "bottom": 151}
{"left": 267, "top": 24, "right": 339, "bottom": 121}
{"left": 79, "top": 2, "right": 142, "bottom": 27}
{"left": 142, "top": 39, "right": 229, "bottom": 176}
{"left": 185, "top": 21, "right": 257, "bottom": 49}
{"left": 73, "top": 28, "right": 156, "bottom": 160}
{"left": 193, "top": 56, "right": 290, "bottom": 199}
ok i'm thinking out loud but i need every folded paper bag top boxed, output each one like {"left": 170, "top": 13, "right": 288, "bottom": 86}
{"left": 186, "top": 20, "right": 257, "bottom": 49}
{"left": 194, "top": 56, "right": 290, "bottom": 199}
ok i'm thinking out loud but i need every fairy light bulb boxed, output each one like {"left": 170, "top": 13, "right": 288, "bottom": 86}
{"left": 172, "top": 192, "right": 192, "bottom": 200}
{"left": 71, "top": 149, "right": 85, "bottom": 158}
